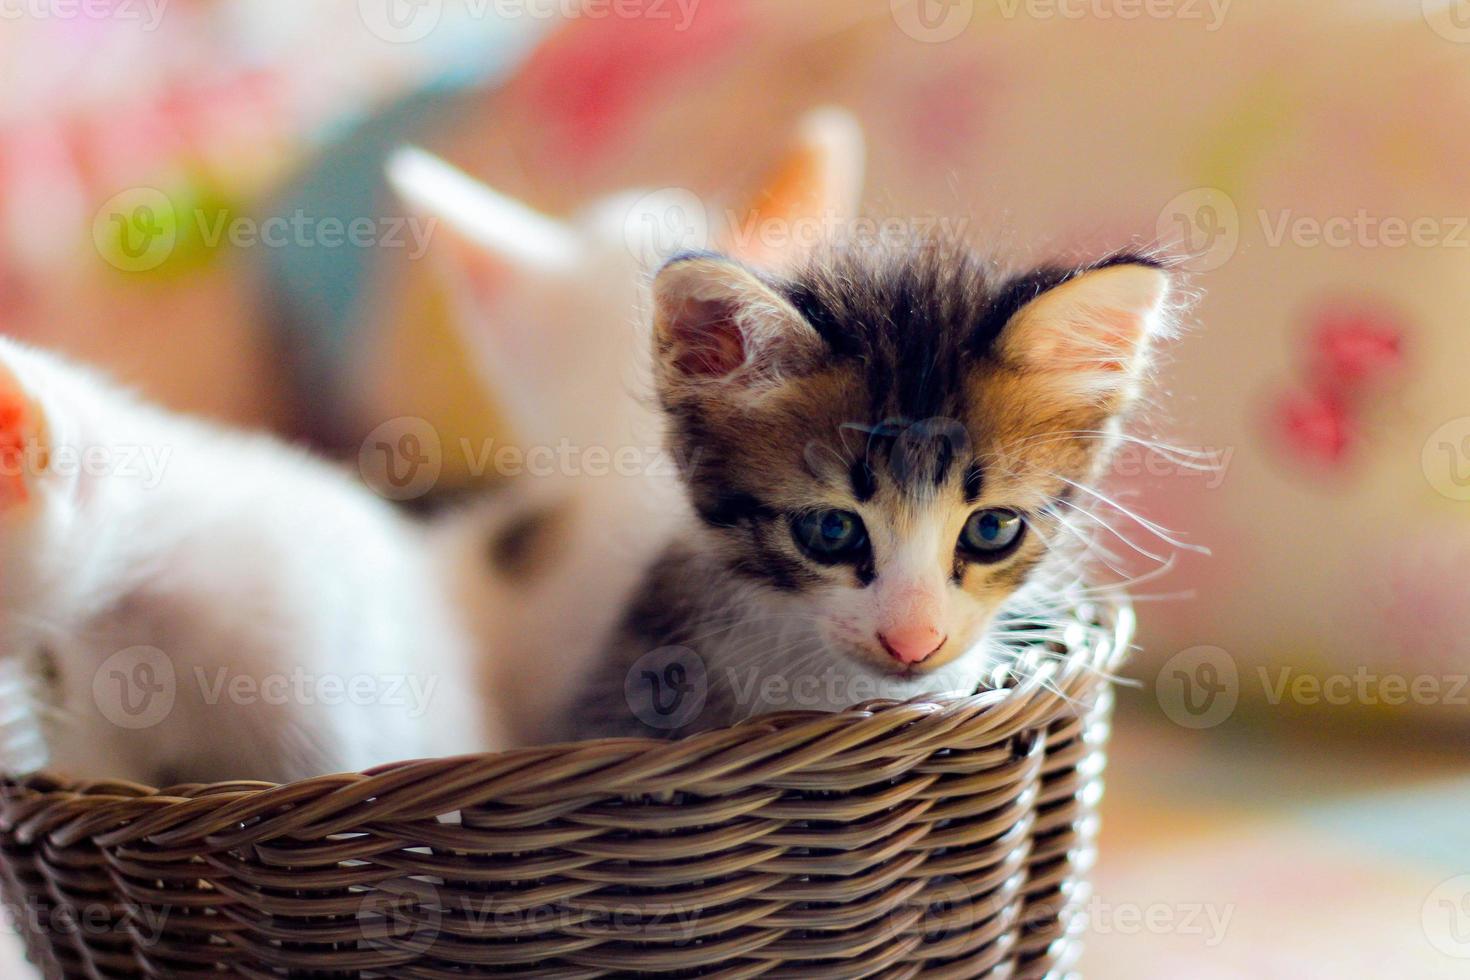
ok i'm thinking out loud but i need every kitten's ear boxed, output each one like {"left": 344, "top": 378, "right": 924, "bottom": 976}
{"left": 384, "top": 148, "right": 586, "bottom": 451}
{"left": 651, "top": 254, "right": 823, "bottom": 394}
{"left": 993, "top": 259, "right": 1174, "bottom": 405}
{"left": 386, "top": 147, "right": 581, "bottom": 304}
{"left": 0, "top": 377, "right": 44, "bottom": 513}
{"left": 722, "top": 106, "right": 866, "bottom": 269}
{"left": 0, "top": 341, "right": 74, "bottom": 515}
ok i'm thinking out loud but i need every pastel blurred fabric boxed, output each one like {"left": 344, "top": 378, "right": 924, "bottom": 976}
{"left": 0, "top": 0, "right": 542, "bottom": 429}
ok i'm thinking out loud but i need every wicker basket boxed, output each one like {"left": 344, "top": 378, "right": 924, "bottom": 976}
{"left": 0, "top": 601, "right": 1130, "bottom": 979}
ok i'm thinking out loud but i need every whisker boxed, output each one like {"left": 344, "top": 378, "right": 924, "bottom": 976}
{"left": 1006, "top": 429, "right": 1220, "bottom": 466}
{"left": 1051, "top": 497, "right": 1170, "bottom": 564}
{"left": 1054, "top": 476, "right": 1211, "bottom": 556}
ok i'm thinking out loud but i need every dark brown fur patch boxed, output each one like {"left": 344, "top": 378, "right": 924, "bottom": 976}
{"left": 848, "top": 458, "right": 877, "bottom": 502}
{"left": 487, "top": 503, "right": 567, "bottom": 581}
{"left": 962, "top": 462, "right": 984, "bottom": 503}
{"left": 32, "top": 645, "right": 62, "bottom": 701}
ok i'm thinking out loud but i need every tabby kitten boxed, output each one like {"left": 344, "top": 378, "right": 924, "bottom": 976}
{"left": 572, "top": 243, "right": 1174, "bottom": 738}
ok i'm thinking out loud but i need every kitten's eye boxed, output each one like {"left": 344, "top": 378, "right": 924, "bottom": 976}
{"left": 791, "top": 509, "right": 868, "bottom": 561}
{"left": 960, "top": 508, "right": 1025, "bottom": 559}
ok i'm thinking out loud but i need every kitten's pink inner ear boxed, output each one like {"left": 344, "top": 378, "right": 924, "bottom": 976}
{"left": 1047, "top": 308, "right": 1145, "bottom": 371}
{"left": 443, "top": 237, "right": 510, "bottom": 309}
{"left": 1003, "top": 264, "right": 1171, "bottom": 373}
{"left": 666, "top": 297, "right": 747, "bottom": 378}
{"left": 655, "top": 257, "right": 824, "bottom": 387}
{"left": 724, "top": 107, "right": 866, "bottom": 270}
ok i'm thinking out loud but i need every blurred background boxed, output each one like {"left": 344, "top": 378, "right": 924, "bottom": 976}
{"left": 3, "top": 0, "right": 1469, "bottom": 975}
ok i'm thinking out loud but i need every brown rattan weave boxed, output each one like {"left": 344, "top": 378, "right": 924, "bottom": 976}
{"left": 0, "top": 601, "right": 1130, "bottom": 979}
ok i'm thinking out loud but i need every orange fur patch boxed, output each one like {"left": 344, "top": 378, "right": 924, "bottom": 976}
{"left": 0, "top": 392, "right": 31, "bottom": 508}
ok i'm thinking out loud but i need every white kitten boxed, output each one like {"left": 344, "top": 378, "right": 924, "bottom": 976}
{"left": 0, "top": 337, "right": 500, "bottom": 785}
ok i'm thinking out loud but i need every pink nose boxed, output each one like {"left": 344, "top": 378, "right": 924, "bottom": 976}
{"left": 878, "top": 626, "right": 946, "bottom": 665}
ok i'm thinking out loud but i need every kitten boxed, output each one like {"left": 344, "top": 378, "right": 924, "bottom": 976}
{"left": 570, "top": 243, "right": 1175, "bottom": 738}
{"left": 392, "top": 110, "right": 868, "bottom": 746}
{"left": 0, "top": 338, "right": 499, "bottom": 785}
{"left": 385, "top": 106, "right": 865, "bottom": 475}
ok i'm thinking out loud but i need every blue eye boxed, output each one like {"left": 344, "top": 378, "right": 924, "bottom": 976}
{"left": 960, "top": 508, "right": 1025, "bottom": 558}
{"left": 792, "top": 509, "right": 868, "bottom": 561}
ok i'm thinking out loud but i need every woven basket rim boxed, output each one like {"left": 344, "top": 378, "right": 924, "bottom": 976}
{"left": 0, "top": 599, "right": 1131, "bottom": 850}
